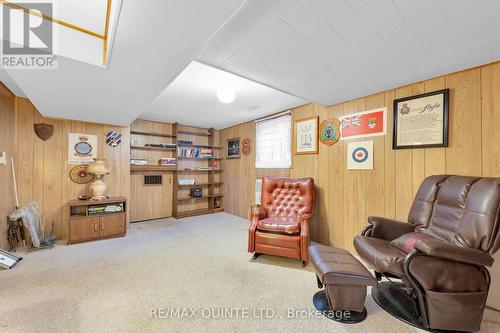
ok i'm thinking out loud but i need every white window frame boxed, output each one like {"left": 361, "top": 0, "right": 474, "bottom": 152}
{"left": 255, "top": 112, "right": 291, "bottom": 169}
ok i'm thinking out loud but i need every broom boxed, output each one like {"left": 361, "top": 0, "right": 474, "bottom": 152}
{"left": 11, "top": 157, "right": 26, "bottom": 247}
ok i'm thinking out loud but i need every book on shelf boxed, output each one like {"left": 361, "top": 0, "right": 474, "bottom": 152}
{"left": 158, "top": 157, "right": 176, "bottom": 166}
{"left": 178, "top": 140, "right": 193, "bottom": 145}
{"left": 178, "top": 179, "right": 196, "bottom": 186}
{"left": 178, "top": 147, "right": 213, "bottom": 158}
{"left": 130, "top": 159, "right": 148, "bottom": 165}
{"left": 213, "top": 160, "right": 219, "bottom": 170}
{"left": 144, "top": 143, "right": 176, "bottom": 148}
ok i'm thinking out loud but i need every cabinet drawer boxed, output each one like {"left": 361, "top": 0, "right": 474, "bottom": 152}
{"left": 69, "top": 216, "right": 100, "bottom": 243}
{"left": 99, "top": 213, "right": 126, "bottom": 238}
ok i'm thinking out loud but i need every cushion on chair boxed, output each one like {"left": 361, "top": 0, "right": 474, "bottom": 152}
{"left": 390, "top": 232, "right": 438, "bottom": 253}
{"left": 354, "top": 236, "right": 407, "bottom": 276}
{"left": 256, "top": 217, "right": 300, "bottom": 235}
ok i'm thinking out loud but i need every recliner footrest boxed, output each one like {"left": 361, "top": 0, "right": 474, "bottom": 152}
{"left": 309, "top": 242, "right": 377, "bottom": 313}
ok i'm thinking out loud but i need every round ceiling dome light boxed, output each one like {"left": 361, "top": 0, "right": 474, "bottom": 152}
{"left": 217, "top": 86, "right": 235, "bottom": 104}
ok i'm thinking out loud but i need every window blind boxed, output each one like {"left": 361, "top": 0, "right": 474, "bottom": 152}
{"left": 255, "top": 114, "right": 291, "bottom": 169}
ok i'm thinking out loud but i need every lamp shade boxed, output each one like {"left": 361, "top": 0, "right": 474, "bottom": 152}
{"left": 86, "top": 158, "right": 110, "bottom": 175}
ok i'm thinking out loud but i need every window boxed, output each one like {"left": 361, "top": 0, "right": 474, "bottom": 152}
{"left": 255, "top": 113, "right": 291, "bottom": 168}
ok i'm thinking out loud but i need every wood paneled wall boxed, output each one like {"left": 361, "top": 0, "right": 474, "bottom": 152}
{"left": 0, "top": 83, "right": 16, "bottom": 249}
{"left": 221, "top": 62, "right": 500, "bottom": 253}
{"left": 14, "top": 98, "right": 130, "bottom": 241}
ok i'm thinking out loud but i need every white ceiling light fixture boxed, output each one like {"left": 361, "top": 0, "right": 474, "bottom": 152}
{"left": 217, "top": 85, "right": 236, "bottom": 103}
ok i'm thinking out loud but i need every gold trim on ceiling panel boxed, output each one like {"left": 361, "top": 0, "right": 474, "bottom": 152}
{"left": 0, "top": 0, "right": 113, "bottom": 65}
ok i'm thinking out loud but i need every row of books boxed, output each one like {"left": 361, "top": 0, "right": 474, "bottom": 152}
{"left": 144, "top": 143, "right": 177, "bottom": 148}
{"left": 159, "top": 157, "right": 176, "bottom": 166}
{"left": 130, "top": 158, "right": 177, "bottom": 166}
{"left": 178, "top": 148, "right": 213, "bottom": 158}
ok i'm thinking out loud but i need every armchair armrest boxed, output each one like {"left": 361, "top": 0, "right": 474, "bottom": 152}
{"left": 251, "top": 204, "right": 267, "bottom": 220}
{"left": 364, "top": 216, "right": 414, "bottom": 241}
{"left": 248, "top": 204, "right": 267, "bottom": 253}
{"left": 414, "top": 239, "right": 494, "bottom": 267}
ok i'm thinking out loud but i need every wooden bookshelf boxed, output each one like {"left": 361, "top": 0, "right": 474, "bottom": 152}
{"left": 173, "top": 124, "right": 223, "bottom": 218}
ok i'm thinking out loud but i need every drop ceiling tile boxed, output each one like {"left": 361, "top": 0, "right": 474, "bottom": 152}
{"left": 279, "top": 0, "right": 352, "bottom": 38}
{"left": 209, "top": 18, "right": 256, "bottom": 54}
{"left": 302, "top": 28, "right": 352, "bottom": 63}
{"left": 197, "top": 0, "right": 500, "bottom": 108}
{"left": 392, "top": 0, "right": 441, "bottom": 19}
{"left": 198, "top": 43, "right": 232, "bottom": 66}
{"left": 332, "top": 0, "right": 403, "bottom": 43}
{"left": 237, "top": 0, "right": 298, "bottom": 29}
{"left": 246, "top": 19, "right": 309, "bottom": 54}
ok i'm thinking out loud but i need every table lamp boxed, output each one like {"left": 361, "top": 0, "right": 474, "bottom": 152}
{"left": 86, "top": 158, "right": 110, "bottom": 200}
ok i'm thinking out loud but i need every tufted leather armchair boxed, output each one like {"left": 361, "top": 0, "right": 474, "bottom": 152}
{"left": 248, "top": 176, "right": 315, "bottom": 265}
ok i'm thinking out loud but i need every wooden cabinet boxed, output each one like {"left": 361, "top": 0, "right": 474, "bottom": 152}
{"left": 99, "top": 213, "right": 126, "bottom": 238}
{"left": 70, "top": 216, "right": 100, "bottom": 243}
{"left": 68, "top": 197, "right": 127, "bottom": 244}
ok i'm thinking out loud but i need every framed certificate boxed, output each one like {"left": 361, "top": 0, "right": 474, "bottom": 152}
{"left": 393, "top": 89, "right": 449, "bottom": 149}
{"left": 294, "top": 116, "right": 318, "bottom": 154}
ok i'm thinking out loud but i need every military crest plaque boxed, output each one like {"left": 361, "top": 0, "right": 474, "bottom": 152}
{"left": 319, "top": 118, "right": 341, "bottom": 146}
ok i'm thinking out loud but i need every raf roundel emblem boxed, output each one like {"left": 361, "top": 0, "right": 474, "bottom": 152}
{"left": 105, "top": 131, "right": 122, "bottom": 147}
{"left": 352, "top": 147, "right": 368, "bottom": 163}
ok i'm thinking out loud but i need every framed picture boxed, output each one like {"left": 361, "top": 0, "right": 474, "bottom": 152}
{"left": 393, "top": 89, "right": 449, "bottom": 149}
{"left": 294, "top": 116, "right": 318, "bottom": 154}
{"left": 226, "top": 137, "right": 240, "bottom": 159}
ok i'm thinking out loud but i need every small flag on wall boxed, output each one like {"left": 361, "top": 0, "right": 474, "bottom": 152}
{"left": 339, "top": 107, "right": 386, "bottom": 140}
{"left": 347, "top": 140, "right": 373, "bottom": 170}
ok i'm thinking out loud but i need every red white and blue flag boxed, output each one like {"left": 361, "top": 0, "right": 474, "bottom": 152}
{"left": 339, "top": 107, "right": 387, "bottom": 140}
{"left": 341, "top": 115, "right": 362, "bottom": 128}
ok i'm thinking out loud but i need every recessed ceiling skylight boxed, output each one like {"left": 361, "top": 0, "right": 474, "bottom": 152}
{"left": 0, "top": 0, "right": 123, "bottom": 67}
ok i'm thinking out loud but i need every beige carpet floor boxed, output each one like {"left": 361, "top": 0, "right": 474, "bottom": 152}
{"left": 1, "top": 213, "right": 499, "bottom": 333}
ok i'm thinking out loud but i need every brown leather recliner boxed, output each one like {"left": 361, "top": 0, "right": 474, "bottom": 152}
{"left": 248, "top": 177, "right": 314, "bottom": 265}
{"left": 354, "top": 175, "right": 500, "bottom": 332}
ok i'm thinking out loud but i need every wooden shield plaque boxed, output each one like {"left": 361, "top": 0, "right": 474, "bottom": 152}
{"left": 242, "top": 138, "right": 251, "bottom": 156}
{"left": 34, "top": 123, "right": 54, "bottom": 141}
{"left": 320, "top": 118, "right": 341, "bottom": 146}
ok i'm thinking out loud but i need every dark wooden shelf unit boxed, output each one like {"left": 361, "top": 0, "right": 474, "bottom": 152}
{"left": 173, "top": 124, "right": 224, "bottom": 218}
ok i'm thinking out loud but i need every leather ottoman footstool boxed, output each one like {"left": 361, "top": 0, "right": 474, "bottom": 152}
{"left": 309, "top": 242, "right": 377, "bottom": 323}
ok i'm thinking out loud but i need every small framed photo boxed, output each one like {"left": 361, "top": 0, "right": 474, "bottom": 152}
{"left": 393, "top": 89, "right": 449, "bottom": 149}
{"left": 294, "top": 116, "right": 318, "bottom": 154}
{"left": 226, "top": 137, "right": 240, "bottom": 159}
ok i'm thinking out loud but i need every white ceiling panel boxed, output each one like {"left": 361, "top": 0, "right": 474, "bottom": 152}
{"left": 197, "top": 0, "right": 500, "bottom": 106}
{"left": 140, "top": 61, "right": 306, "bottom": 129}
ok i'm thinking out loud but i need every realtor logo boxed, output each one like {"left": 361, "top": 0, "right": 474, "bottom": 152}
{"left": 1, "top": 2, "right": 57, "bottom": 69}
